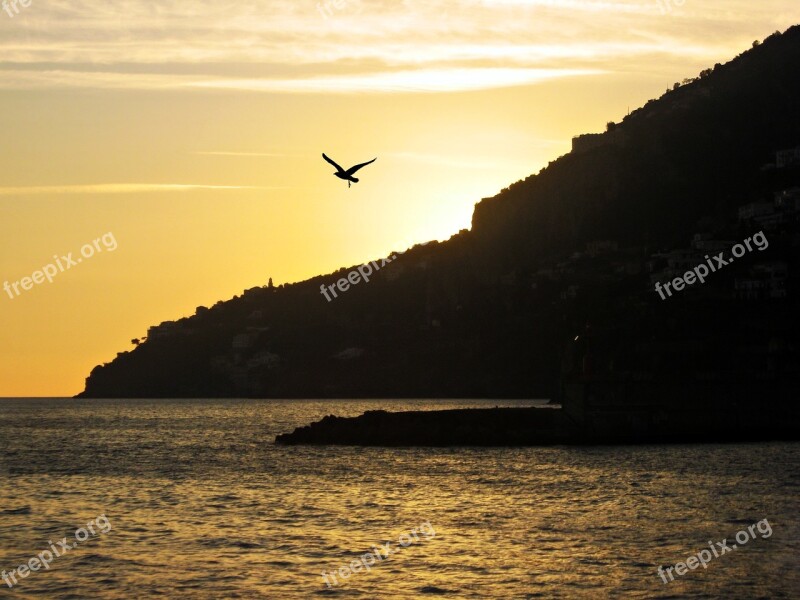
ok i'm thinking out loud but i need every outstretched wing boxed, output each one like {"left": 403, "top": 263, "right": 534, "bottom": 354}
{"left": 322, "top": 153, "right": 345, "bottom": 173}
{"left": 346, "top": 157, "right": 377, "bottom": 176}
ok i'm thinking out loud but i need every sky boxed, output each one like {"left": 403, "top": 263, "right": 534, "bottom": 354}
{"left": 1, "top": 0, "right": 798, "bottom": 397}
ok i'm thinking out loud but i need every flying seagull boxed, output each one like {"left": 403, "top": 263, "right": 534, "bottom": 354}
{"left": 322, "top": 153, "right": 377, "bottom": 188}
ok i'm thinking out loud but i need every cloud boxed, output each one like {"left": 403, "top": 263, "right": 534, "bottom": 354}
{"left": 187, "top": 67, "right": 604, "bottom": 94}
{"left": 0, "top": 0, "right": 796, "bottom": 92}
{"left": 0, "top": 184, "right": 277, "bottom": 196}
{"left": 194, "top": 152, "right": 304, "bottom": 157}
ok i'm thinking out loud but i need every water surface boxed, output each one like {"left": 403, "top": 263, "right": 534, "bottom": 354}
{"left": 0, "top": 398, "right": 798, "bottom": 598}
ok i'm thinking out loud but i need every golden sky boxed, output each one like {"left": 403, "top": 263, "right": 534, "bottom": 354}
{"left": 1, "top": 0, "right": 798, "bottom": 397}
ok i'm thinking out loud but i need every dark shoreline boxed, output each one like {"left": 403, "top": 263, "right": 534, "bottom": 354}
{"left": 274, "top": 406, "right": 800, "bottom": 447}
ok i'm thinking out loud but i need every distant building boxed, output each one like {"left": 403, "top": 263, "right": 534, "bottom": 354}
{"left": 148, "top": 321, "right": 181, "bottom": 340}
{"left": 385, "top": 264, "right": 405, "bottom": 281}
{"left": 775, "top": 188, "right": 800, "bottom": 211}
{"left": 758, "top": 263, "right": 789, "bottom": 299}
{"left": 738, "top": 202, "right": 774, "bottom": 221}
{"left": 560, "top": 284, "right": 580, "bottom": 300}
{"left": 334, "top": 347, "right": 364, "bottom": 360}
{"left": 754, "top": 211, "right": 786, "bottom": 230}
{"left": 691, "top": 234, "right": 732, "bottom": 253}
{"left": 646, "top": 254, "right": 668, "bottom": 274}
{"left": 734, "top": 277, "right": 766, "bottom": 300}
{"left": 572, "top": 133, "right": 605, "bottom": 154}
{"left": 247, "top": 352, "right": 280, "bottom": 369}
{"left": 571, "top": 129, "right": 627, "bottom": 154}
{"left": 666, "top": 249, "right": 699, "bottom": 272}
{"left": 776, "top": 146, "right": 800, "bottom": 168}
{"left": 554, "top": 260, "right": 576, "bottom": 276}
{"left": 499, "top": 272, "right": 516, "bottom": 285}
{"left": 587, "top": 240, "right": 618, "bottom": 257}
{"left": 650, "top": 249, "right": 707, "bottom": 285}
{"left": 614, "top": 260, "right": 642, "bottom": 276}
{"left": 232, "top": 334, "right": 254, "bottom": 350}
{"left": 735, "top": 262, "right": 788, "bottom": 300}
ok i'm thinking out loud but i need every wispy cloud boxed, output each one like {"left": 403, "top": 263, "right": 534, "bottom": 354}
{"left": 0, "top": 184, "right": 277, "bottom": 196}
{"left": 187, "top": 67, "right": 604, "bottom": 94}
{"left": 0, "top": 0, "right": 796, "bottom": 93}
{"left": 0, "top": 66, "right": 602, "bottom": 93}
{"left": 194, "top": 152, "right": 303, "bottom": 157}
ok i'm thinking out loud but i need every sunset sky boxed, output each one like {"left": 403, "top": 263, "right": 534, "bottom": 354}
{"left": 1, "top": 0, "right": 798, "bottom": 396}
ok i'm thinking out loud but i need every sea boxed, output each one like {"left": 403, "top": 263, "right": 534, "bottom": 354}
{"left": 0, "top": 398, "right": 798, "bottom": 599}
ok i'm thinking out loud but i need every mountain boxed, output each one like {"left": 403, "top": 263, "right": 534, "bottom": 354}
{"left": 78, "top": 26, "right": 800, "bottom": 399}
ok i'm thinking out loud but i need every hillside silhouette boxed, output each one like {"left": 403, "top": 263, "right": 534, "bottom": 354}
{"left": 79, "top": 26, "right": 800, "bottom": 399}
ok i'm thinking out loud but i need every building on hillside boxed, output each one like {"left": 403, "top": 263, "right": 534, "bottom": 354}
{"left": 738, "top": 202, "right": 774, "bottom": 221}
{"left": 775, "top": 188, "right": 800, "bottom": 211}
{"left": 571, "top": 129, "right": 628, "bottom": 154}
{"left": 666, "top": 249, "right": 700, "bottom": 272}
{"left": 148, "top": 321, "right": 182, "bottom": 340}
{"left": 734, "top": 277, "right": 766, "bottom": 300}
{"left": 587, "top": 240, "right": 619, "bottom": 257}
{"left": 691, "top": 234, "right": 733, "bottom": 253}
{"left": 754, "top": 211, "right": 786, "bottom": 231}
{"left": 776, "top": 146, "right": 800, "bottom": 168}
{"left": 735, "top": 262, "right": 788, "bottom": 300}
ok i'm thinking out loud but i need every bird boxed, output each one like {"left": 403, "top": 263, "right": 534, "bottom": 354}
{"left": 322, "top": 153, "right": 377, "bottom": 188}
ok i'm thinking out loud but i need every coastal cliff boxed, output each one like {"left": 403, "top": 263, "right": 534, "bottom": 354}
{"left": 79, "top": 27, "right": 800, "bottom": 400}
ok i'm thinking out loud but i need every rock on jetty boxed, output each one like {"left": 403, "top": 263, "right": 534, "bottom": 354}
{"left": 275, "top": 407, "right": 573, "bottom": 446}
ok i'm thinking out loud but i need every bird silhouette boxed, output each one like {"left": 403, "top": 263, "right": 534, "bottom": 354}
{"left": 322, "top": 153, "right": 377, "bottom": 188}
